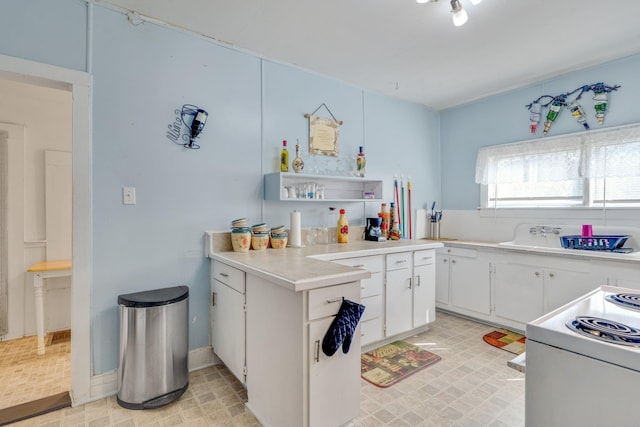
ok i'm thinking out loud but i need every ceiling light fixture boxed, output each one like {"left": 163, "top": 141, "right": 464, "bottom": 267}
{"left": 417, "top": 0, "right": 481, "bottom": 27}
{"left": 450, "top": 0, "right": 468, "bottom": 26}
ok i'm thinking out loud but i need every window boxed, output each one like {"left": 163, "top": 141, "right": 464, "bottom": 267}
{"left": 476, "top": 124, "right": 640, "bottom": 209}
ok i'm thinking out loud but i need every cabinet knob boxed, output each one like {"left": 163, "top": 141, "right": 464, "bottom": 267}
{"left": 535, "top": 271, "right": 541, "bottom": 277}
{"left": 352, "top": 264, "right": 365, "bottom": 268}
{"left": 314, "top": 340, "right": 320, "bottom": 363}
{"left": 415, "top": 275, "right": 421, "bottom": 287}
{"left": 451, "top": 259, "right": 456, "bottom": 264}
{"left": 443, "top": 259, "right": 448, "bottom": 263}
{"left": 219, "top": 272, "right": 229, "bottom": 278}
{"left": 549, "top": 273, "right": 555, "bottom": 278}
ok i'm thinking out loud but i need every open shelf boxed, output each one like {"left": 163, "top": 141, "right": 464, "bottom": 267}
{"left": 264, "top": 172, "right": 383, "bottom": 202}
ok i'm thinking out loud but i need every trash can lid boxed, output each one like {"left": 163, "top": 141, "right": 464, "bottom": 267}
{"left": 118, "top": 285, "right": 189, "bottom": 308}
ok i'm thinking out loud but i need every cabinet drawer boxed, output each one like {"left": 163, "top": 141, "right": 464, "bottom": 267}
{"left": 212, "top": 260, "right": 245, "bottom": 293}
{"left": 413, "top": 250, "right": 435, "bottom": 266}
{"left": 436, "top": 246, "right": 477, "bottom": 258}
{"left": 361, "top": 272, "right": 383, "bottom": 298}
{"left": 386, "top": 252, "right": 412, "bottom": 271}
{"left": 308, "top": 282, "right": 360, "bottom": 321}
{"left": 361, "top": 294, "right": 382, "bottom": 322}
{"left": 360, "top": 318, "right": 383, "bottom": 346}
{"left": 334, "top": 255, "right": 384, "bottom": 274}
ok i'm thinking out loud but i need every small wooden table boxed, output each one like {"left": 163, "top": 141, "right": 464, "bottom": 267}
{"left": 27, "top": 260, "right": 72, "bottom": 355}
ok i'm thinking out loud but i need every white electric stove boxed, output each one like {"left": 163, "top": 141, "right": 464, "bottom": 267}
{"left": 526, "top": 285, "right": 640, "bottom": 427}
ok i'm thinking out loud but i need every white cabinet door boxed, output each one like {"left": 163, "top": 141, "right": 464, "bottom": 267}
{"left": 450, "top": 256, "right": 491, "bottom": 315}
{"left": 435, "top": 254, "right": 450, "bottom": 305}
{"left": 544, "top": 268, "right": 597, "bottom": 313}
{"left": 212, "top": 280, "right": 246, "bottom": 384}
{"left": 309, "top": 317, "right": 360, "bottom": 427}
{"left": 494, "top": 263, "right": 544, "bottom": 324}
{"left": 385, "top": 268, "right": 413, "bottom": 336}
{"left": 414, "top": 262, "right": 436, "bottom": 327}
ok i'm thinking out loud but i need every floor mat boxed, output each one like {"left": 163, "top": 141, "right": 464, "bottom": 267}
{"left": 361, "top": 341, "right": 441, "bottom": 388}
{"left": 483, "top": 329, "right": 526, "bottom": 355}
{"left": 0, "top": 391, "right": 71, "bottom": 426}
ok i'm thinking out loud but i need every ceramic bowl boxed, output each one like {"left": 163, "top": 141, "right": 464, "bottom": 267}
{"left": 270, "top": 225, "right": 285, "bottom": 234}
{"left": 231, "top": 217, "right": 249, "bottom": 228}
{"left": 251, "top": 223, "right": 269, "bottom": 233}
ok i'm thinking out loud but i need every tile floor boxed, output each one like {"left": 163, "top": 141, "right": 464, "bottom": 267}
{"left": 0, "top": 333, "right": 71, "bottom": 410}
{"left": 7, "top": 311, "right": 525, "bottom": 426}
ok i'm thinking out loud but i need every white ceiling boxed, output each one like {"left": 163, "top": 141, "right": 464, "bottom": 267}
{"left": 97, "top": 0, "right": 640, "bottom": 110}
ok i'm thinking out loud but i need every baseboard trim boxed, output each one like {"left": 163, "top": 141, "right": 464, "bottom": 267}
{"left": 85, "top": 346, "right": 219, "bottom": 405}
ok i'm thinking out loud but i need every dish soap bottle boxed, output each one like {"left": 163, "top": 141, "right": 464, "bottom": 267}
{"left": 356, "top": 146, "right": 366, "bottom": 177}
{"left": 337, "top": 209, "right": 349, "bottom": 243}
{"left": 292, "top": 140, "right": 304, "bottom": 173}
{"left": 280, "top": 140, "right": 289, "bottom": 172}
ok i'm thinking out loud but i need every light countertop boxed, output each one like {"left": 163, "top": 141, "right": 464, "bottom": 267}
{"left": 208, "top": 237, "right": 443, "bottom": 292}
{"left": 423, "top": 238, "right": 640, "bottom": 263}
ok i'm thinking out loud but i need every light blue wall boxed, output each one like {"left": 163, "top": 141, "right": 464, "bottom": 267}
{"left": 440, "top": 54, "right": 640, "bottom": 210}
{"left": 0, "top": 0, "right": 87, "bottom": 71}
{"left": 0, "top": 1, "right": 440, "bottom": 374}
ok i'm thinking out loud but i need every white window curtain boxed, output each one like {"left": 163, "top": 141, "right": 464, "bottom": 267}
{"left": 476, "top": 123, "right": 640, "bottom": 185}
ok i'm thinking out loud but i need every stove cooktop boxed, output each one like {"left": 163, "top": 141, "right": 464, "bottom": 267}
{"left": 605, "top": 293, "right": 640, "bottom": 311}
{"left": 566, "top": 316, "right": 640, "bottom": 347}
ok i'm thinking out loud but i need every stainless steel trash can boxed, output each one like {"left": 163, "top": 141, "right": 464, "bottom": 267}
{"left": 117, "top": 285, "right": 189, "bottom": 409}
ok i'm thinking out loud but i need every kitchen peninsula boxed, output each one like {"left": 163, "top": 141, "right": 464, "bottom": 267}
{"left": 205, "top": 232, "right": 443, "bottom": 427}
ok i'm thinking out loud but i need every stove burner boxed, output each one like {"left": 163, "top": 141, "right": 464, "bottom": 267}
{"left": 566, "top": 316, "right": 640, "bottom": 347}
{"left": 605, "top": 293, "right": 640, "bottom": 311}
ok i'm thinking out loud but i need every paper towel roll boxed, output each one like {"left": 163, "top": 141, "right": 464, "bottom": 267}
{"left": 289, "top": 210, "right": 302, "bottom": 247}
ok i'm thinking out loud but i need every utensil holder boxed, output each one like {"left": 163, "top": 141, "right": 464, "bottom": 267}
{"left": 430, "top": 222, "right": 440, "bottom": 240}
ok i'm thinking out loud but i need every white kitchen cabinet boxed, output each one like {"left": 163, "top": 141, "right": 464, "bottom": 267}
{"left": 436, "top": 247, "right": 491, "bottom": 316}
{"left": 333, "top": 255, "right": 384, "bottom": 345}
{"left": 494, "top": 254, "right": 597, "bottom": 327}
{"left": 591, "top": 260, "right": 640, "bottom": 290}
{"left": 264, "top": 172, "right": 383, "bottom": 201}
{"left": 385, "top": 252, "right": 413, "bottom": 337}
{"left": 245, "top": 275, "right": 361, "bottom": 427}
{"left": 210, "top": 260, "right": 246, "bottom": 384}
{"left": 413, "top": 249, "right": 436, "bottom": 326}
{"left": 494, "top": 262, "right": 544, "bottom": 324}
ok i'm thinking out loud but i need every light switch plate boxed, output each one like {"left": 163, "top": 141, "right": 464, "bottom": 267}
{"left": 123, "top": 187, "right": 136, "bottom": 205}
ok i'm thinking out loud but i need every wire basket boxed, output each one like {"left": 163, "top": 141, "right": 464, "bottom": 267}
{"left": 560, "top": 235, "right": 629, "bottom": 251}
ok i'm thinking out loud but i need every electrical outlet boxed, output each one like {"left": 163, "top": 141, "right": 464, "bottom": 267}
{"left": 123, "top": 187, "right": 136, "bottom": 205}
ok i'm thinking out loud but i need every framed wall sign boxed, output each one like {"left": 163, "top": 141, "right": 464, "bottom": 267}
{"left": 304, "top": 103, "right": 343, "bottom": 157}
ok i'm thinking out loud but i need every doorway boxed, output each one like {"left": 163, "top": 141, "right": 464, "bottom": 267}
{"left": 0, "top": 53, "right": 92, "bottom": 407}
{"left": 0, "top": 79, "right": 72, "bottom": 412}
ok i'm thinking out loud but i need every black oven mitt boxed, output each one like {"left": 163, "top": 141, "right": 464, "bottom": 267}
{"left": 322, "top": 299, "right": 366, "bottom": 357}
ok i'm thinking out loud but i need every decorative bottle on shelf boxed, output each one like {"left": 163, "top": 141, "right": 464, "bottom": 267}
{"left": 280, "top": 140, "right": 289, "bottom": 172}
{"left": 337, "top": 209, "right": 349, "bottom": 243}
{"left": 356, "top": 146, "right": 366, "bottom": 177}
{"left": 292, "top": 140, "right": 304, "bottom": 173}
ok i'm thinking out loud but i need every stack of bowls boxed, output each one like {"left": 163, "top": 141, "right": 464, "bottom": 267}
{"left": 230, "top": 218, "right": 251, "bottom": 252}
{"left": 251, "top": 223, "right": 269, "bottom": 250}
{"left": 269, "top": 225, "right": 288, "bottom": 249}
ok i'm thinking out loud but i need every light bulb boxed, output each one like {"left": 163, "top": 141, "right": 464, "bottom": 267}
{"left": 450, "top": 0, "right": 468, "bottom": 26}
{"left": 470, "top": 0, "right": 482, "bottom": 5}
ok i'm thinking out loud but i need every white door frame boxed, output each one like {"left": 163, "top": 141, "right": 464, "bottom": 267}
{"left": 0, "top": 53, "right": 92, "bottom": 405}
